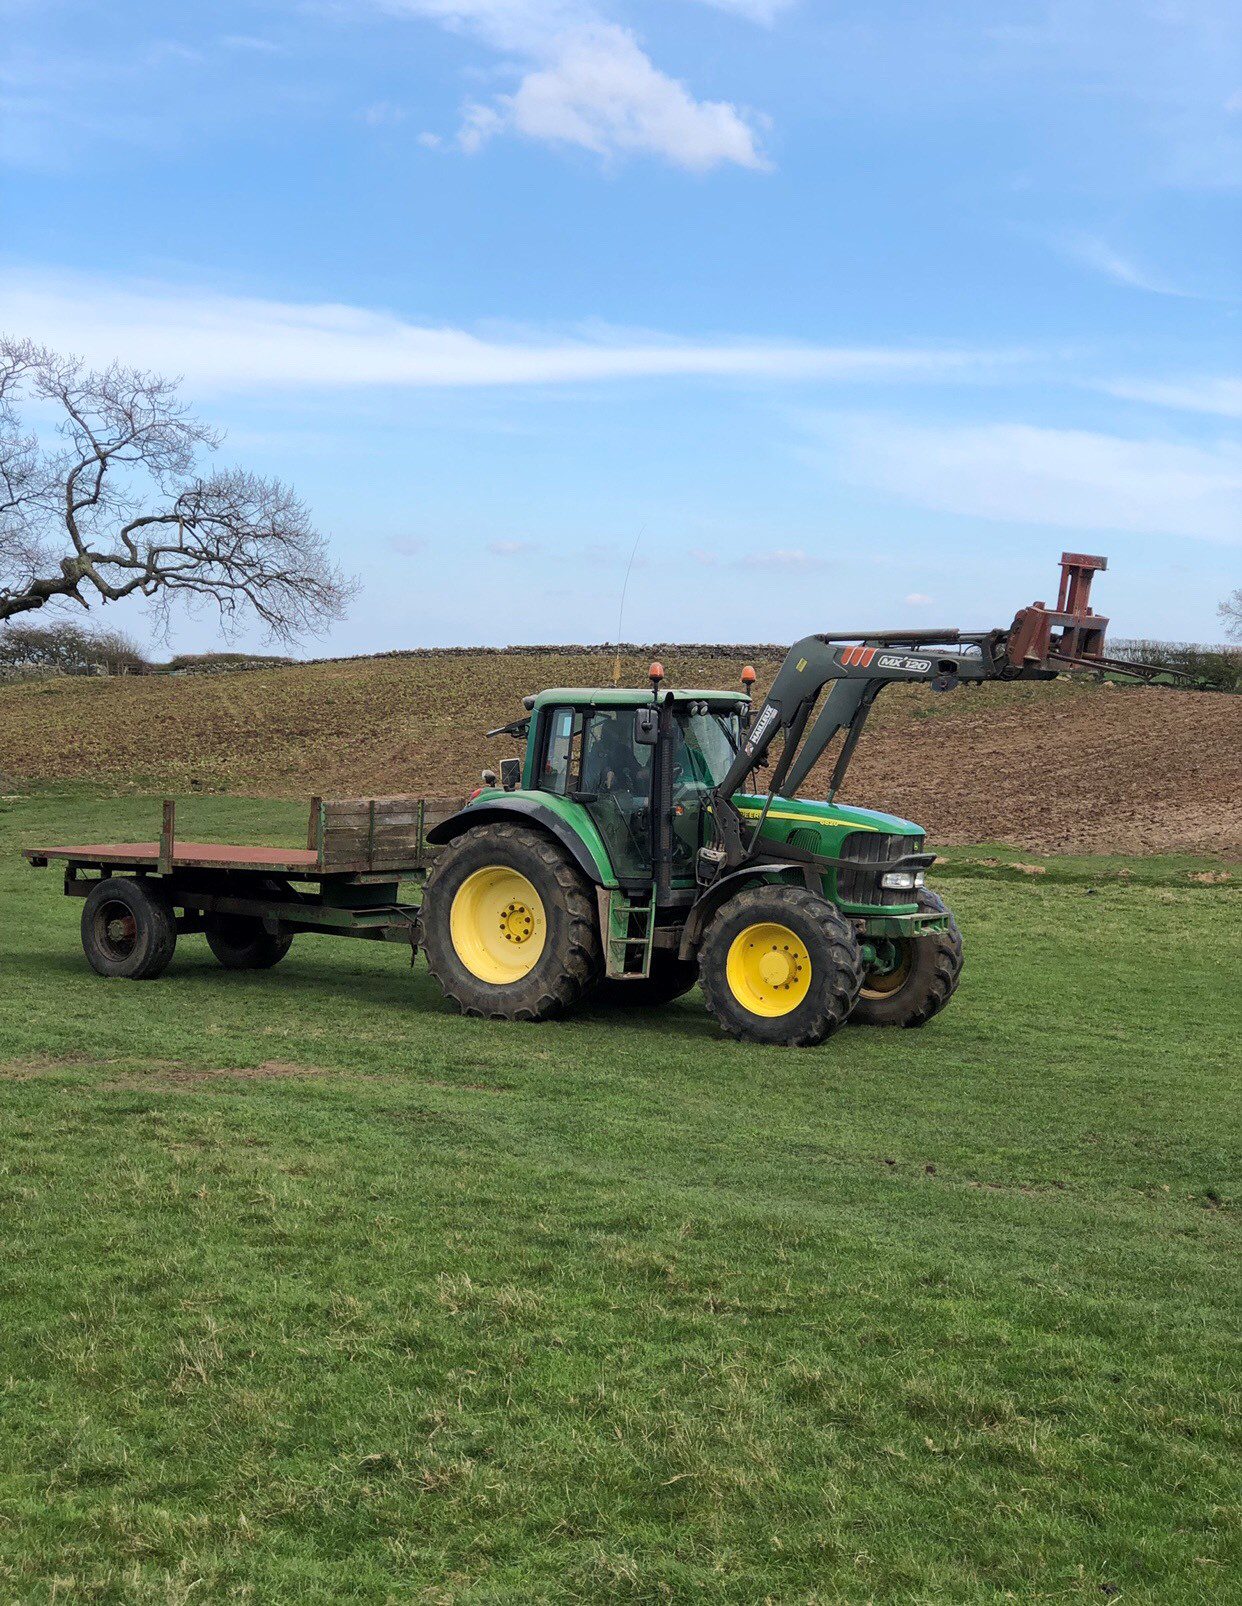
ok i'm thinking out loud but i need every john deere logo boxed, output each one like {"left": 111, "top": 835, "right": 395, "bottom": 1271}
{"left": 796, "top": 657, "right": 808, "bottom": 672}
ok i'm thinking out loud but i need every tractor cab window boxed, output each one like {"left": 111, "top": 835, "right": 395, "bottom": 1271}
{"left": 537, "top": 705, "right": 655, "bottom": 879}
{"left": 581, "top": 710, "right": 652, "bottom": 796}
{"left": 673, "top": 706, "right": 740, "bottom": 793}
{"left": 670, "top": 705, "right": 742, "bottom": 871}
{"left": 538, "top": 707, "right": 583, "bottom": 796}
{"left": 581, "top": 709, "right": 654, "bottom": 879}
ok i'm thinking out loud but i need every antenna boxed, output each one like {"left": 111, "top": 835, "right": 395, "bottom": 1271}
{"left": 611, "top": 526, "right": 645, "bottom": 686}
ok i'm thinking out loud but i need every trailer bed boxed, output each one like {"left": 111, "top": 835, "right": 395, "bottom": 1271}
{"left": 23, "top": 842, "right": 323, "bottom": 875}
{"left": 22, "top": 794, "right": 465, "bottom": 880}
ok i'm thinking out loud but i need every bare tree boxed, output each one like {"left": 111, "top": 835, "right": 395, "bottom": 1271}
{"left": 0, "top": 335, "right": 355, "bottom": 639}
{"left": 1219, "top": 588, "right": 1242, "bottom": 643}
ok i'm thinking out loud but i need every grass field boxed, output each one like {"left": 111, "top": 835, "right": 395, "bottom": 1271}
{"left": 1, "top": 792, "right": 1238, "bottom": 1602}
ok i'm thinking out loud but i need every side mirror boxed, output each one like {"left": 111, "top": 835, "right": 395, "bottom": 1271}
{"left": 500, "top": 757, "right": 522, "bottom": 791}
{"left": 634, "top": 707, "right": 658, "bottom": 746}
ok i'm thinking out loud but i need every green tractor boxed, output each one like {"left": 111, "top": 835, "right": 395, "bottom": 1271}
{"left": 419, "top": 553, "right": 1151, "bottom": 1047}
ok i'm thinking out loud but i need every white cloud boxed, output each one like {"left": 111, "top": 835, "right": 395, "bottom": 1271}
{"left": 688, "top": 544, "right": 820, "bottom": 569}
{"left": 489, "top": 538, "right": 539, "bottom": 554}
{"left": 689, "top": 0, "right": 796, "bottom": 21}
{"left": 1101, "top": 376, "right": 1242, "bottom": 420}
{"left": 220, "top": 35, "right": 285, "bottom": 54}
{"left": 905, "top": 592, "right": 934, "bottom": 606}
{"left": 0, "top": 269, "right": 1004, "bottom": 391}
{"left": 460, "top": 23, "right": 766, "bottom": 170}
{"left": 361, "top": 101, "right": 409, "bottom": 126}
{"left": 822, "top": 416, "right": 1242, "bottom": 545}
{"left": 765, "top": 548, "right": 822, "bottom": 569}
{"left": 1056, "top": 233, "right": 1197, "bottom": 298}
{"left": 381, "top": 3, "right": 767, "bottom": 169}
{"left": 389, "top": 535, "right": 424, "bottom": 555}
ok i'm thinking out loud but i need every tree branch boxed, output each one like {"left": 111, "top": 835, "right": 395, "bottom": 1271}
{"left": 1, "top": 335, "right": 356, "bottom": 639}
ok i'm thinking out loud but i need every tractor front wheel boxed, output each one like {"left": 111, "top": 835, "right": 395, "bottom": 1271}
{"left": 420, "top": 824, "right": 601, "bottom": 1021}
{"left": 850, "top": 889, "right": 963, "bottom": 1028}
{"left": 698, "top": 884, "right": 863, "bottom": 1047}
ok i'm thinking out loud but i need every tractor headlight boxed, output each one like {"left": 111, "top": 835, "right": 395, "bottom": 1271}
{"left": 880, "top": 869, "right": 926, "bottom": 891}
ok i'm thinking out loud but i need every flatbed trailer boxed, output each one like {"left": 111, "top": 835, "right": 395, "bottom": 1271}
{"left": 23, "top": 795, "right": 464, "bottom": 977}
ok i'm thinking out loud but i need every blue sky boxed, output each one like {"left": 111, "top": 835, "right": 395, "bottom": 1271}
{"left": 2, "top": 0, "right": 1238, "bottom": 653}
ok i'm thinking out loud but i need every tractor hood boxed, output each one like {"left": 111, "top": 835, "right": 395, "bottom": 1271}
{"left": 732, "top": 795, "right": 924, "bottom": 838}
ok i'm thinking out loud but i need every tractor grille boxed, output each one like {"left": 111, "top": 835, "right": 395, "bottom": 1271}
{"left": 837, "top": 831, "right": 923, "bottom": 906}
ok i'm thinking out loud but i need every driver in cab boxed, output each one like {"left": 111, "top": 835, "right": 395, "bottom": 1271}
{"left": 582, "top": 711, "right": 646, "bottom": 795}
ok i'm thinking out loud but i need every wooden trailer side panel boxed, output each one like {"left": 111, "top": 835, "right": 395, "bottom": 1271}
{"left": 318, "top": 796, "right": 464, "bottom": 873}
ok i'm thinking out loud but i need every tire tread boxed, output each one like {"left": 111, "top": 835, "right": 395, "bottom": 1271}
{"left": 421, "top": 824, "right": 601, "bottom": 1021}
{"left": 699, "top": 884, "right": 864, "bottom": 1047}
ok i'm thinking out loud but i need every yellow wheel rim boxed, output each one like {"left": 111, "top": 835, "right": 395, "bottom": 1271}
{"left": 860, "top": 941, "right": 912, "bottom": 1000}
{"left": 725, "top": 922, "right": 812, "bottom": 1018}
{"left": 449, "top": 866, "right": 547, "bottom": 985}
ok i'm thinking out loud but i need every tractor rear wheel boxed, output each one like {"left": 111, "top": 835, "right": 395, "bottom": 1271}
{"left": 698, "top": 884, "right": 863, "bottom": 1047}
{"left": 420, "top": 823, "right": 601, "bottom": 1021}
{"left": 850, "top": 889, "right": 962, "bottom": 1028}
{"left": 594, "top": 953, "right": 699, "bottom": 1008}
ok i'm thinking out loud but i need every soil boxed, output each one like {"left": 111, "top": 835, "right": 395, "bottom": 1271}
{"left": 1, "top": 649, "right": 1238, "bottom": 857}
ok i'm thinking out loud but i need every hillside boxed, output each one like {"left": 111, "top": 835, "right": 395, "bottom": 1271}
{"left": 1, "top": 648, "right": 1239, "bottom": 855}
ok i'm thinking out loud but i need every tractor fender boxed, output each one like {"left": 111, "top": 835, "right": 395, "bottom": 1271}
{"left": 678, "top": 861, "right": 808, "bottom": 962}
{"left": 426, "top": 799, "right": 612, "bottom": 888}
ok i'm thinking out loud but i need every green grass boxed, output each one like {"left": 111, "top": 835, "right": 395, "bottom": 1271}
{"left": 0, "top": 793, "right": 1237, "bottom": 1603}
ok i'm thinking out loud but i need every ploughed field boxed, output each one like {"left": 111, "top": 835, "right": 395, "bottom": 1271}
{"left": 0, "top": 790, "right": 1238, "bottom": 1601}
{"left": 1, "top": 647, "right": 1239, "bottom": 855}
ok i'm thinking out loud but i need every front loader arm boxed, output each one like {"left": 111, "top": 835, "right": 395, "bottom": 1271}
{"left": 706, "top": 551, "right": 1165, "bottom": 869}
{"left": 714, "top": 628, "right": 1010, "bottom": 806}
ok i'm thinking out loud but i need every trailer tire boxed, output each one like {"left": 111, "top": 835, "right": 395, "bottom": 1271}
{"left": 593, "top": 954, "right": 699, "bottom": 1008}
{"left": 850, "top": 890, "right": 963, "bottom": 1028}
{"left": 205, "top": 917, "right": 293, "bottom": 971}
{"left": 421, "top": 823, "right": 601, "bottom": 1021}
{"left": 699, "top": 884, "right": 863, "bottom": 1047}
{"left": 202, "top": 877, "right": 294, "bottom": 970}
{"left": 81, "top": 876, "right": 177, "bottom": 980}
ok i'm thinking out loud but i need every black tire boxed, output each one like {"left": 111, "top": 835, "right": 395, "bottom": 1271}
{"left": 205, "top": 916, "right": 293, "bottom": 971}
{"left": 81, "top": 876, "right": 177, "bottom": 980}
{"left": 204, "top": 876, "right": 294, "bottom": 970}
{"left": 420, "top": 824, "right": 602, "bottom": 1021}
{"left": 594, "top": 953, "right": 699, "bottom": 1008}
{"left": 850, "top": 889, "right": 963, "bottom": 1028}
{"left": 698, "top": 884, "right": 864, "bottom": 1047}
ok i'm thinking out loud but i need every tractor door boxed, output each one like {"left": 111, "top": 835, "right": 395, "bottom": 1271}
{"left": 668, "top": 704, "right": 743, "bottom": 880}
{"left": 535, "top": 705, "right": 656, "bottom": 880}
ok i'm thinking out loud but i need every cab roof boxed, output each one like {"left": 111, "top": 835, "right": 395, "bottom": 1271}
{"left": 527, "top": 687, "right": 749, "bottom": 711}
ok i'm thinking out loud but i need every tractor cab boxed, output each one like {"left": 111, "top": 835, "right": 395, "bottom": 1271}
{"left": 521, "top": 684, "right": 749, "bottom": 893}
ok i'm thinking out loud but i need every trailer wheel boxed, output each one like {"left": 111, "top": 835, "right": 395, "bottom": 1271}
{"left": 850, "top": 890, "right": 963, "bottom": 1028}
{"left": 202, "top": 877, "right": 294, "bottom": 970}
{"left": 205, "top": 915, "right": 293, "bottom": 971}
{"left": 698, "top": 884, "right": 863, "bottom": 1047}
{"left": 81, "top": 876, "right": 177, "bottom": 980}
{"left": 593, "top": 954, "right": 699, "bottom": 1008}
{"left": 421, "top": 823, "right": 601, "bottom": 1021}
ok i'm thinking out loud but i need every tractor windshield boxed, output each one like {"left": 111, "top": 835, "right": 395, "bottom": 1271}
{"left": 673, "top": 708, "right": 739, "bottom": 791}
{"left": 669, "top": 708, "right": 741, "bottom": 875}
